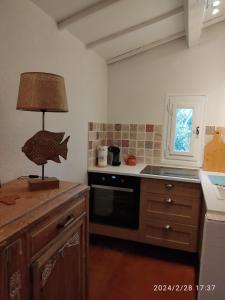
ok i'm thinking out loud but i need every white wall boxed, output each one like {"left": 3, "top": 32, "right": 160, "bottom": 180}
{"left": 0, "top": 0, "right": 107, "bottom": 184}
{"left": 108, "top": 21, "right": 225, "bottom": 125}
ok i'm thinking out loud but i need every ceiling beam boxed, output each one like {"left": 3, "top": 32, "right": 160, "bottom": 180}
{"left": 58, "top": 0, "right": 120, "bottom": 29}
{"left": 107, "top": 31, "right": 185, "bottom": 65}
{"left": 184, "top": 0, "right": 206, "bottom": 48}
{"left": 86, "top": 6, "right": 184, "bottom": 49}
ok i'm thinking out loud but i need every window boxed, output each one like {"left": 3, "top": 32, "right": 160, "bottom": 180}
{"left": 162, "top": 95, "right": 206, "bottom": 167}
{"left": 174, "top": 108, "right": 193, "bottom": 152}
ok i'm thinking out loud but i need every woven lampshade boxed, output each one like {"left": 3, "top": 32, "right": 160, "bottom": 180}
{"left": 17, "top": 72, "right": 68, "bottom": 112}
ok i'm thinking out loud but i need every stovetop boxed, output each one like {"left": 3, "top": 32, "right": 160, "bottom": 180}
{"left": 140, "top": 165, "right": 199, "bottom": 180}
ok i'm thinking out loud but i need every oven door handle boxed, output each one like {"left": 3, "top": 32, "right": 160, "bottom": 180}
{"left": 91, "top": 184, "right": 134, "bottom": 193}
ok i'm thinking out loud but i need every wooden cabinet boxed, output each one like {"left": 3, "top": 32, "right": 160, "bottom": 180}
{"left": 140, "top": 178, "right": 202, "bottom": 252}
{"left": 32, "top": 217, "right": 86, "bottom": 300}
{"left": 0, "top": 179, "right": 89, "bottom": 300}
{"left": 0, "top": 238, "right": 28, "bottom": 300}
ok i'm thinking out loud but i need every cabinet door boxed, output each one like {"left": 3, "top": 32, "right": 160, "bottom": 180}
{"left": 0, "top": 243, "right": 7, "bottom": 300}
{"left": 32, "top": 216, "right": 87, "bottom": 300}
{"left": 0, "top": 238, "right": 27, "bottom": 300}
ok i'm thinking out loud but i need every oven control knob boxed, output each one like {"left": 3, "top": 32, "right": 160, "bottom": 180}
{"left": 121, "top": 178, "right": 125, "bottom": 183}
{"left": 101, "top": 176, "right": 106, "bottom": 181}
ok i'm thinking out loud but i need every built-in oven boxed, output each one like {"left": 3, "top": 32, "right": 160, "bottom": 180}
{"left": 88, "top": 172, "right": 140, "bottom": 229}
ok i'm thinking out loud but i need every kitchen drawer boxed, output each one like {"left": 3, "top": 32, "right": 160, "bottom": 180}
{"left": 28, "top": 196, "right": 86, "bottom": 256}
{"left": 141, "top": 192, "right": 201, "bottom": 226}
{"left": 141, "top": 178, "right": 201, "bottom": 198}
{"left": 140, "top": 219, "right": 198, "bottom": 252}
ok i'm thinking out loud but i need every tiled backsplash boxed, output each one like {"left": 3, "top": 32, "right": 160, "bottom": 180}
{"left": 88, "top": 122, "right": 163, "bottom": 167}
{"left": 205, "top": 126, "right": 225, "bottom": 143}
{"left": 88, "top": 123, "right": 225, "bottom": 167}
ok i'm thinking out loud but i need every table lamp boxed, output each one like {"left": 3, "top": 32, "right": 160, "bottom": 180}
{"left": 17, "top": 72, "right": 70, "bottom": 190}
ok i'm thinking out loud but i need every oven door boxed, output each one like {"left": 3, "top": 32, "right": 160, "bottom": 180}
{"left": 90, "top": 184, "right": 139, "bottom": 229}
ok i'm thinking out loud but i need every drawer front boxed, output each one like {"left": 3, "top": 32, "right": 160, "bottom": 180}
{"left": 141, "top": 178, "right": 201, "bottom": 198}
{"left": 141, "top": 192, "right": 201, "bottom": 225}
{"left": 29, "top": 196, "right": 86, "bottom": 257}
{"left": 140, "top": 219, "right": 198, "bottom": 252}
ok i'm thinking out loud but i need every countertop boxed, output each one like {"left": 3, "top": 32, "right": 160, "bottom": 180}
{"left": 199, "top": 170, "right": 225, "bottom": 221}
{"left": 88, "top": 164, "right": 225, "bottom": 221}
{"left": 88, "top": 164, "right": 200, "bottom": 183}
{"left": 0, "top": 179, "right": 88, "bottom": 242}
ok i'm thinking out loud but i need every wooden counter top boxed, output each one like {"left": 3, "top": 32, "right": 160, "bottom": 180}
{"left": 0, "top": 179, "right": 88, "bottom": 243}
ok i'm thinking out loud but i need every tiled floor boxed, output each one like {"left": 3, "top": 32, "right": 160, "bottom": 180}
{"left": 90, "top": 235, "right": 198, "bottom": 300}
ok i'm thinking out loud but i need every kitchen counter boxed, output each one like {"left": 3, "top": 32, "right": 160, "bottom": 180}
{"left": 88, "top": 164, "right": 200, "bottom": 183}
{"left": 200, "top": 170, "right": 225, "bottom": 221}
{"left": 88, "top": 164, "right": 225, "bottom": 221}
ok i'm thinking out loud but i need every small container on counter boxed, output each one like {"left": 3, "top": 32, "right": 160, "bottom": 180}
{"left": 97, "top": 146, "right": 108, "bottom": 167}
{"left": 124, "top": 155, "right": 137, "bottom": 166}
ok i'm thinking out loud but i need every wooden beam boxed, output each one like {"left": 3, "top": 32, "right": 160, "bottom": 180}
{"left": 184, "top": 0, "right": 206, "bottom": 48}
{"left": 87, "top": 6, "right": 184, "bottom": 49}
{"left": 107, "top": 31, "right": 185, "bottom": 65}
{"left": 58, "top": 0, "right": 120, "bottom": 29}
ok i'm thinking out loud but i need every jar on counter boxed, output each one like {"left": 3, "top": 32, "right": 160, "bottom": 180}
{"left": 97, "top": 146, "right": 108, "bottom": 167}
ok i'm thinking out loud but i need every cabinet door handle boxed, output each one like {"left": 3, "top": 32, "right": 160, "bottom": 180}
{"left": 165, "top": 183, "right": 174, "bottom": 189}
{"left": 164, "top": 224, "right": 171, "bottom": 230}
{"left": 165, "top": 198, "right": 173, "bottom": 204}
{"left": 57, "top": 215, "right": 75, "bottom": 230}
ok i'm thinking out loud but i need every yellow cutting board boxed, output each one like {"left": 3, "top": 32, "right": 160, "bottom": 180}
{"left": 203, "top": 131, "right": 225, "bottom": 172}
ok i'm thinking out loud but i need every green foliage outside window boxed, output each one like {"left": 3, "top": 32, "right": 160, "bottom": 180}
{"left": 174, "top": 108, "right": 193, "bottom": 152}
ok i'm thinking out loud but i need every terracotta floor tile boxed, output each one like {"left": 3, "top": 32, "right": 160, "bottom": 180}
{"left": 90, "top": 236, "right": 198, "bottom": 300}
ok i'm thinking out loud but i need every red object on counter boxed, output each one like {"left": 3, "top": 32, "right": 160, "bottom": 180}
{"left": 124, "top": 155, "right": 137, "bottom": 166}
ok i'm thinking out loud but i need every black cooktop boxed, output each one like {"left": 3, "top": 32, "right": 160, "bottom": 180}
{"left": 140, "top": 165, "right": 199, "bottom": 180}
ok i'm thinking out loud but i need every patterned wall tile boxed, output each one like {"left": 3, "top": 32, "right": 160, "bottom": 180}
{"left": 107, "top": 123, "right": 114, "bottom": 131}
{"left": 122, "top": 131, "right": 129, "bottom": 139}
{"left": 122, "top": 124, "right": 129, "bottom": 131}
{"left": 137, "top": 157, "right": 144, "bottom": 163}
{"left": 129, "top": 140, "right": 137, "bottom": 148}
{"left": 205, "top": 126, "right": 215, "bottom": 135}
{"left": 145, "top": 141, "right": 153, "bottom": 149}
{"left": 153, "top": 142, "right": 162, "bottom": 149}
{"left": 122, "top": 140, "right": 129, "bottom": 147}
{"left": 114, "top": 131, "right": 121, "bottom": 139}
{"left": 137, "top": 141, "right": 145, "bottom": 148}
{"left": 154, "top": 133, "right": 162, "bottom": 142}
{"left": 130, "top": 124, "right": 137, "bottom": 131}
{"left": 137, "top": 148, "right": 144, "bottom": 156}
{"left": 137, "top": 124, "right": 145, "bottom": 132}
{"left": 130, "top": 131, "right": 137, "bottom": 140}
{"left": 146, "top": 132, "right": 153, "bottom": 141}
{"left": 122, "top": 148, "right": 129, "bottom": 155}
{"left": 128, "top": 148, "right": 136, "bottom": 155}
{"left": 215, "top": 126, "right": 225, "bottom": 134}
{"left": 137, "top": 132, "right": 145, "bottom": 140}
{"left": 88, "top": 122, "right": 219, "bottom": 167}
{"left": 146, "top": 124, "right": 154, "bottom": 132}
{"left": 154, "top": 125, "right": 163, "bottom": 134}
{"left": 115, "top": 124, "right": 122, "bottom": 131}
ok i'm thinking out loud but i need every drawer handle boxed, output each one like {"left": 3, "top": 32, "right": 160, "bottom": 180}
{"left": 165, "top": 183, "right": 174, "bottom": 189}
{"left": 164, "top": 224, "right": 171, "bottom": 230}
{"left": 57, "top": 215, "right": 75, "bottom": 230}
{"left": 165, "top": 198, "right": 173, "bottom": 204}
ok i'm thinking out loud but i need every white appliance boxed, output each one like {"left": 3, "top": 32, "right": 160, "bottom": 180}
{"left": 97, "top": 146, "right": 108, "bottom": 167}
{"left": 198, "top": 215, "right": 225, "bottom": 300}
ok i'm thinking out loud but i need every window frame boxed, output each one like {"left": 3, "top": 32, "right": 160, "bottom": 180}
{"left": 162, "top": 94, "right": 206, "bottom": 167}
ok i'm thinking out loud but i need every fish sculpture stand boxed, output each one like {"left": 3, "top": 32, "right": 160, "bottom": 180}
{"left": 22, "top": 130, "right": 70, "bottom": 190}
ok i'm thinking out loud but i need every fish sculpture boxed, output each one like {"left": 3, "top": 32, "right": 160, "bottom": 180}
{"left": 22, "top": 130, "right": 70, "bottom": 166}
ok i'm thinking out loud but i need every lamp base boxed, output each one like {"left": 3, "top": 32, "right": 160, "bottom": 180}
{"left": 28, "top": 177, "right": 59, "bottom": 191}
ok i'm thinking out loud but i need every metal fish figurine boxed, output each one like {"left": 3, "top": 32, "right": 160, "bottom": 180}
{"left": 22, "top": 130, "right": 70, "bottom": 166}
